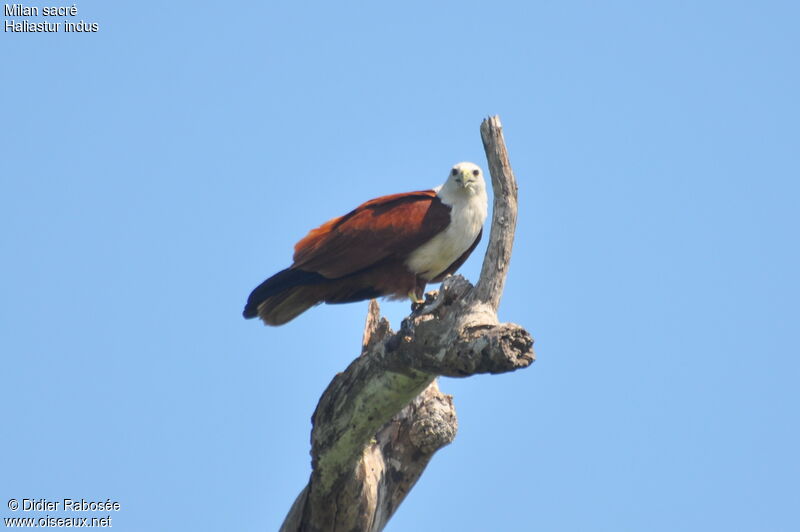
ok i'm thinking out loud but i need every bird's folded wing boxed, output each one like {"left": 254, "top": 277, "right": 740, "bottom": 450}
{"left": 292, "top": 190, "right": 451, "bottom": 279}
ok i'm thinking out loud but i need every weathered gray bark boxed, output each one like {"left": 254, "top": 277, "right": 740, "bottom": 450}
{"left": 280, "top": 116, "right": 533, "bottom": 532}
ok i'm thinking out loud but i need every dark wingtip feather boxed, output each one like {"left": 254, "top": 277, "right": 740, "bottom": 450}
{"left": 242, "top": 268, "right": 327, "bottom": 320}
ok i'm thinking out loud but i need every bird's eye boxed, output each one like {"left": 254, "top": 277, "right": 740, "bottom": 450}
{"left": 451, "top": 168, "right": 458, "bottom": 176}
{"left": 472, "top": 169, "right": 480, "bottom": 176}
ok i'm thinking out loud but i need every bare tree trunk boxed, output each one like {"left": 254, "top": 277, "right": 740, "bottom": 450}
{"left": 280, "top": 116, "right": 533, "bottom": 532}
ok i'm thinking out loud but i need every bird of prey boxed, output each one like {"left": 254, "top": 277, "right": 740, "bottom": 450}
{"left": 243, "top": 162, "right": 488, "bottom": 325}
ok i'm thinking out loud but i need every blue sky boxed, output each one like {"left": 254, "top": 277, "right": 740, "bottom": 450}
{"left": 2, "top": 1, "right": 798, "bottom": 531}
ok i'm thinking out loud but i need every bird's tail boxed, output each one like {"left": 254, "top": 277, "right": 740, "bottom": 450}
{"left": 242, "top": 268, "right": 331, "bottom": 325}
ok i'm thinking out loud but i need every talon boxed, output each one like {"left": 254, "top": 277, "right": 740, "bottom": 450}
{"left": 407, "top": 291, "right": 425, "bottom": 305}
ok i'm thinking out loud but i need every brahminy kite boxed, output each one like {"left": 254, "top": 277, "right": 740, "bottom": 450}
{"left": 243, "top": 162, "right": 488, "bottom": 325}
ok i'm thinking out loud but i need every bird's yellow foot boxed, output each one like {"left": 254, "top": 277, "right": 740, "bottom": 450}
{"left": 407, "top": 291, "right": 425, "bottom": 305}
{"left": 409, "top": 291, "right": 426, "bottom": 312}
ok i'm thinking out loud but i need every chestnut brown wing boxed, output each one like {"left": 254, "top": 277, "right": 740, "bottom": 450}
{"left": 292, "top": 191, "right": 452, "bottom": 279}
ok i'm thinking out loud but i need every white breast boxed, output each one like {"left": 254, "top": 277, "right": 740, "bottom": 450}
{"left": 406, "top": 187, "right": 487, "bottom": 280}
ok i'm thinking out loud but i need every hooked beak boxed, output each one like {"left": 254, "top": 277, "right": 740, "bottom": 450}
{"left": 456, "top": 169, "right": 474, "bottom": 188}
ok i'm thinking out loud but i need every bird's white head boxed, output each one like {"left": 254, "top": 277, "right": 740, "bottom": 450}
{"left": 441, "top": 161, "right": 487, "bottom": 198}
